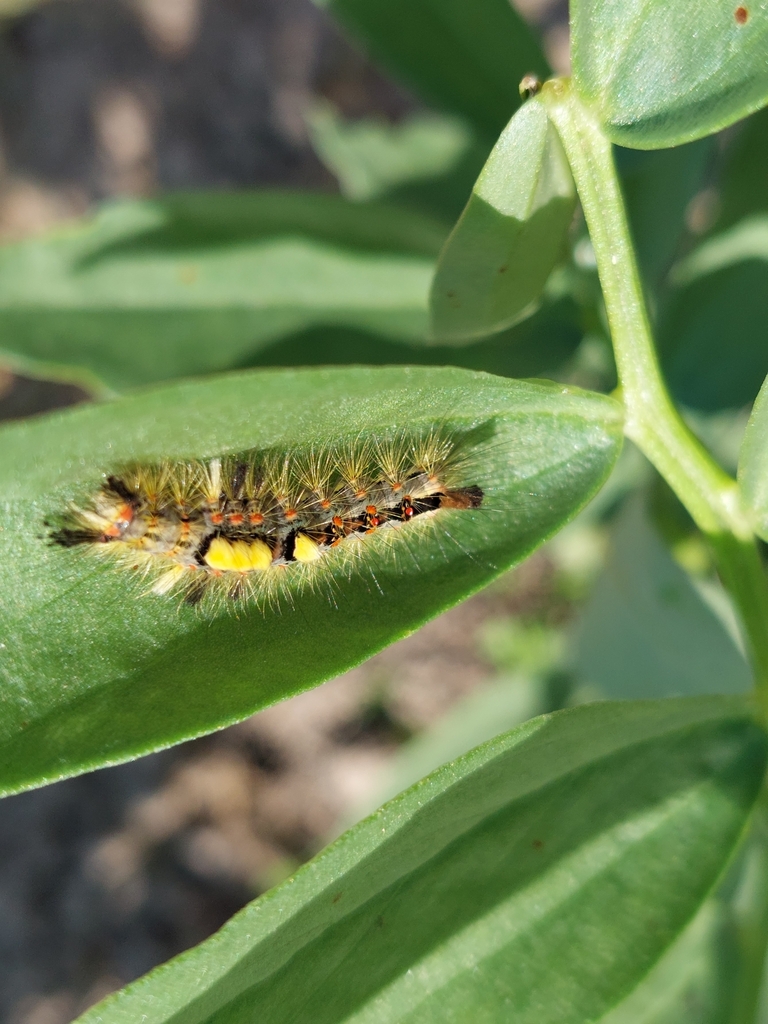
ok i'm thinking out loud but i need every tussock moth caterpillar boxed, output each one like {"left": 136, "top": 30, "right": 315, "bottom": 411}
{"left": 50, "top": 427, "right": 485, "bottom": 611}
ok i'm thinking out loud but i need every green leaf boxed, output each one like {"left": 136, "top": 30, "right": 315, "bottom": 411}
{"left": 0, "top": 191, "right": 448, "bottom": 393}
{"left": 0, "top": 366, "right": 622, "bottom": 797}
{"left": 574, "top": 498, "right": 751, "bottom": 699}
{"left": 738, "top": 372, "right": 768, "bottom": 541}
{"left": 307, "top": 104, "right": 472, "bottom": 203}
{"left": 314, "top": 0, "right": 548, "bottom": 141}
{"left": 717, "top": 105, "right": 768, "bottom": 232}
{"left": 251, "top": 297, "right": 583, "bottom": 381}
{"left": 599, "top": 894, "right": 734, "bottom": 1024}
{"left": 571, "top": 0, "right": 768, "bottom": 148}
{"left": 430, "top": 98, "right": 576, "bottom": 343}
{"left": 660, "top": 216, "right": 768, "bottom": 411}
{"left": 618, "top": 139, "right": 713, "bottom": 288}
{"left": 76, "top": 696, "right": 767, "bottom": 1024}
{"left": 602, "top": 806, "right": 768, "bottom": 1024}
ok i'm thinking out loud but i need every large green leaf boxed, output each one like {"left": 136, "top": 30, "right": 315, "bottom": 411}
{"left": 314, "top": 0, "right": 548, "bottom": 141}
{"left": 599, "top": 901, "right": 730, "bottom": 1024}
{"left": 430, "top": 98, "right": 576, "bottom": 343}
{"left": 660, "top": 216, "right": 768, "bottom": 411}
{"left": 0, "top": 191, "right": 448, "bottom": 393}
{"left": 600, "top": 875, "right": 740, "bottom": 1022}
{"left": 571, "top": 0, "right": 768, "bottom": 148}
{"left": 574, "top": 498, "right": 751, "bottom": 700}
{"left": 76, "top": 696, "right": 767, "bottom": 1024}
{"left": 0, "top": 366, "right": 622, "bottom": 797}
{"left": 738, "top": 372, "right": 768, "bottom": 540}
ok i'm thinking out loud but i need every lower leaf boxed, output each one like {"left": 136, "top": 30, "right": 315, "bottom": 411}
{"left": 77, "top": 696, "right": 767, "bottom": 1024}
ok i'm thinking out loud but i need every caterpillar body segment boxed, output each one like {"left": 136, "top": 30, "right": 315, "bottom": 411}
{"left": 50, "top": 431, "right": 484, "bottom": 609}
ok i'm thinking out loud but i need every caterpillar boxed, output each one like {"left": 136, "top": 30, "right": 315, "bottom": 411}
{"left": 49, "top": 428, "right": 484, "bottom": 610}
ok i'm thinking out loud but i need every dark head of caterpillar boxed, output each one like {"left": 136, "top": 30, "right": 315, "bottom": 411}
{"left": 49, "top": 430, "right": 484, "bottom": 610}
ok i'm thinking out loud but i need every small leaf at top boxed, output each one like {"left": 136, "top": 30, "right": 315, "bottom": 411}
{"left": 430, "top": 97, "right": 575, "bottom": 344}
{"left": 571, "top": 0, "right": 768, "bottom": 148}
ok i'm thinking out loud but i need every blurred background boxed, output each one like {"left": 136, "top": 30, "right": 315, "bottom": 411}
{"left": 0, "top": 3, "right": 574, "bottom": 1020}
{"left": 0, "top": 0, "right": 762, "bottom": 1021}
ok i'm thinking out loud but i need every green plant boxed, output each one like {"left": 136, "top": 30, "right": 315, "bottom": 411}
{"left": 2, "top": 0, "right": 768, "bottom": 1019}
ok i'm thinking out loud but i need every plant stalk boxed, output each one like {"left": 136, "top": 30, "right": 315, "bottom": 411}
{"left": 540, "top": 78, "right": 768, "bottom": 707}
{"left": 725, "top": 797, "right": 768, "bottom": 1024}
{"left": 711, "top": 534, "right": 768, "bottom": 699}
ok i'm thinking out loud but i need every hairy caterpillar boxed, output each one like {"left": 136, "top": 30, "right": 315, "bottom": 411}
{"left": 50, "top": 428, "right": 484, "bottom": 610}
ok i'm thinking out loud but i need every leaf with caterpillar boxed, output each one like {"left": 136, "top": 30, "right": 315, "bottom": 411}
{"left": 0, "top": 365, "right": 622, "bottom": 796}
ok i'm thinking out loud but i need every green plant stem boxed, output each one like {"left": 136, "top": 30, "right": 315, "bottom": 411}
{"left": 540, "top": 80, "right": 735, "bottom": 534}
{"left": 725, "top": 798, "right": 768, "bottom": 1024}
{"left": 540, "top": 78, "right": 768, "bottom": 707}
{"left": 711, "top": 535, "right": 768, "bottom": 696}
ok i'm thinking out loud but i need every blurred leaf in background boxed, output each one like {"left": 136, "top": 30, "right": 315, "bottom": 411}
{"left": 0, "top": 187, "right": 589, "bottom": 393}
{"left": 306, "top": 103, "right": 471, "bottom": 203}
{"left": 349, "top": 673, "right": 549, "bottom": 824}
{"left": 660, "top": 215, "right": 768, "bottom": 411}
{"left": 247, "top": 296, "right": 583, "bottom": 381}
{"left": 617, "top": 138, "right": 713, "bottom": 291}
{"left": 0, "top": 192, "right": 442, "bottom": 391}
{"left": 305, "top": 101, "right": 490, "bottom": 225}
{"left": 313, "top": 0, "right": 549, "bottom": 142}
{"left": 716, "top": 105, "right": 768, "bottom": 231}
{"left": 355, "top": 617, "right": 567, "bottom": 821}
{"left": 573, "top": 497, "right": 750, "bottom": 700}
